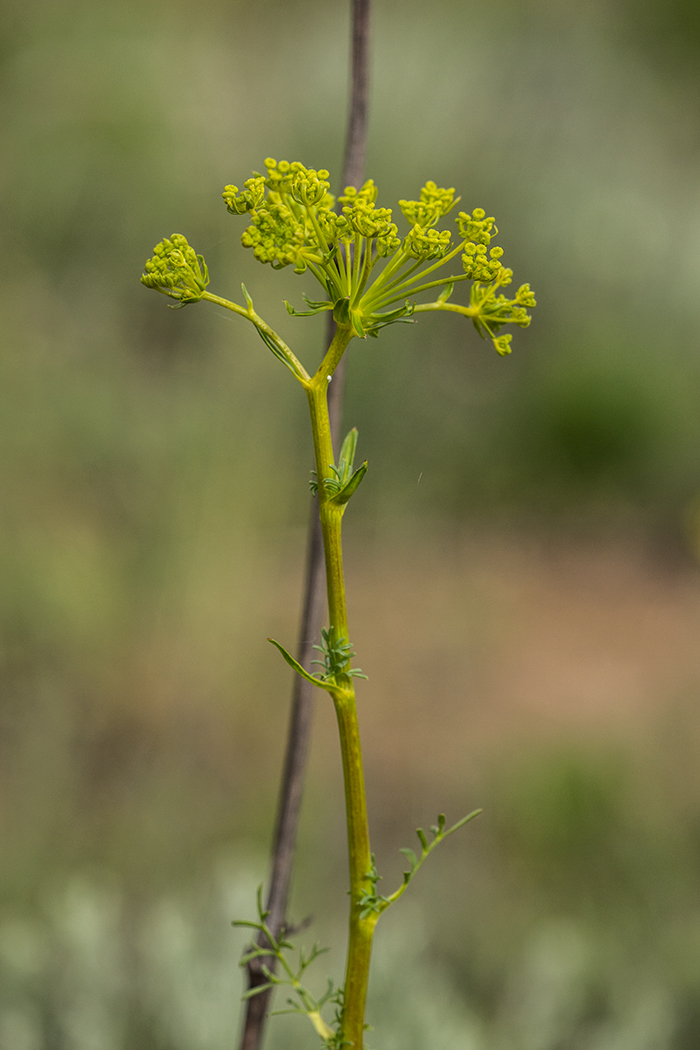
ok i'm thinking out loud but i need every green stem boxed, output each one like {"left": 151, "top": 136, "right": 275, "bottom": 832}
{"left": 362, "top": 239, "right": 468, "bottom": 312}
{"left": 391, "top": 238, "right": 467, "bottom": 289}
{"left": 336, "top": 239, "right": 351, "bottom": 293}
{"left": 352, "top": 232, "right": 363, "bottom": 293}
{"left": 359, "top": 244, "right": 411, "bottom": 302}
{"left": 412, "top": 300, "right": 478, "bottom": 317}
{"left": 307, "top": 201, "right": 334, "bottom": 258}
{"left": 306, "top": 324, "right": 376, "bottom": 1049}
{"left": 364, "top": 255, "right": 423, "bottom": 300}
{"left": 377, "top": 270, "right": 470, "bottom": 306}
{"left": 350, "top": 235, "right": 374, "bottom": 308}
{"left": 201, "top": 291, "right": 311, "bottom": 382}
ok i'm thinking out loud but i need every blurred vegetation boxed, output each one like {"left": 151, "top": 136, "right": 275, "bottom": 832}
{"left": 1, "top": 0, "right": 700, "bottom": 1047}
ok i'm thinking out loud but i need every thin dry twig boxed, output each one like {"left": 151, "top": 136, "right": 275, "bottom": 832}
{"left": 238, "top": 5, "right": 371, "bottom": 1050}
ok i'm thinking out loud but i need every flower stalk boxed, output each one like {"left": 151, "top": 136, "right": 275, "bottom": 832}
{"left": 305, "top": 325, "right": 373, "bottom": 1047}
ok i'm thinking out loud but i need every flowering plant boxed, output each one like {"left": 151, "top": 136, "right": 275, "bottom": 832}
{"left": 141, "top": 158, "right": 535, "bottom": 1050}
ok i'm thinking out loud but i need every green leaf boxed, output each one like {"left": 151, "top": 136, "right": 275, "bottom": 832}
{"left": 317, "top": 978, "right": 336, "bottom": 1007}
{"left": 254, "top": 327, "right": 306, "bottom": 381}
{"left": 241, "top": 983, "right": 274, "bottom": 1000}
{"left": 338, "top": 428, "right": 358, "bottom": 475}
{"left": 304, "top": 293, "right": 334, "bottom": 309}
{"left": 366, "top": 301, "right": 415, "bottom": 332}
{"left": 333, "top": 297, "right": 352, "bottom": 327}
{"left": 322, "top": 244, "right": 339, "bottom": 267}
{"left": 239, "top": 949, "right": 269, "bottom": 966}
{"left": 416, "top": 828, "right": 429, "bottom": 852}
{"left": 329, "top": 462, "right": 368, "bottom": 507}
{"left": 284, "top": 299, "right": 332, "bottom": 317}
{"left": 350, "top": 309, "right": 366, "bottom": 339}
{"left": 366, "top": 315, "right": 416, "bottom": 335}
{"left": 241, "top": 282, "right": 254, "bottom": 312}
{"left": 268, "top": 638, "right": 338, "bottom": 694}
{"left": 256, "top": 884, "right": 269, "bottom": 921}
{"left": 445, "top": 809, "right": 483, "bottom": 834}
{"left": 399, "top": 847, "right": 417, "bottom": 869}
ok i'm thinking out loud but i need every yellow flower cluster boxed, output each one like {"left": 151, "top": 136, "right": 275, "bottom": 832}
{"left": 140, "top": 234, "right": 209, "bottom": 303}
{"left": 142, "top": 159, "right": 536, "bottom": 354}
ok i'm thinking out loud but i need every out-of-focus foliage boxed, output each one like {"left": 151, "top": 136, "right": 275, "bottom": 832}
{"left": 615, "top": 0, "right": 700, "bottom": 71}
{"left": 1, "top": 0, "right": 700, "bottom": 1046}
{"left": 4, "top": 741, "right": 700, "bottom": 1049}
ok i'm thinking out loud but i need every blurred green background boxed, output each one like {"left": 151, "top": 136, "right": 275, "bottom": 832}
{"left": 2, "top": 0, "right": 700, "bottom": 1047}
